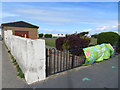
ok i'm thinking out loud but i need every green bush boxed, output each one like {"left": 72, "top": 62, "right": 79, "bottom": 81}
{"left": 44, "top": 34, "right": 52, "bottom": 38}
{"left": 97, "top": 32, "right": 119, "bottom": 46}
{"left": 91, "top": 34, "right": 98, "bottom": 38}
{"left": 77, "top": 32, "right": 89, "bottom": 36}
{"left": 38, "top": 33, "right": 43, "bottom": 38}
{"left": 116, "top": 36, "right": 120, "bottom": 53}
{"left": 79, "top": 36, "right": 90, "bottom": 40}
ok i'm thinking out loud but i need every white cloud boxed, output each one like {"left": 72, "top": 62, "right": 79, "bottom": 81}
{"left": 82, "top": 25, "right": 118, "bottom": 34}
{"left": 96, "top": 25, "right": 118, "bottom": 31}
{"left": 2, "top": 12, "right": 19, "bottom": 18}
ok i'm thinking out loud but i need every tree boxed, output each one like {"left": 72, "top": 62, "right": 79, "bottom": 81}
{"left": 77, "top": 32, "right": 89, "bottom": 37}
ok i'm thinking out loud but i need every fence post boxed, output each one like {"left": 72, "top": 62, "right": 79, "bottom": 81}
{"left": 71, "top": 54, "right": 75, "bottom": 69}
{"left": 46, "top": 48, "right": 48, "bottom": 77}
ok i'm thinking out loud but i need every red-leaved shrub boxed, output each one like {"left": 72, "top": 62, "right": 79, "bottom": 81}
{"left": 56, "top": 34, "right": 90, "bottom": 55}
{"left": 56, "top": 37, "right": 65, "bottom": 50}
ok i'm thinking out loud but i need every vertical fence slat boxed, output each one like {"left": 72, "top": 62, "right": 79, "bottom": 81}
{"left": 72, "top": 54, "right": 75, "bottom": 69}
{"left": 57, "top": 50, "right": 59, "bottom": 72}
{"left": 60, "top": 50, "right": 62, "bottom": 71}
{"left": 54, "top": 49, "right": 56, "bottom": 74}
{"left": 46, "top": 48, "right": 84, "bottom": 77}
{"left": 66, "top": 50, "right": 68, "bottom": 70}
{"left": 68, "top": 51, "right": 70, "bottom": 69}
{"left": 63, "top": 51, "right": 65, "bottom": 71}
{"left": 58, "top": 50, "right": 60, "bottom": 72}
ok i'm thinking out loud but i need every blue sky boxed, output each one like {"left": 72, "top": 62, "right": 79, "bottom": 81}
{"left": 1, "top": 2, "right": 118, "bottom": 35}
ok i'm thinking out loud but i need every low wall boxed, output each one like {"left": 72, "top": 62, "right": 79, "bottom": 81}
{"left": 4, "top": 30, "right": 46, "bottom": 84}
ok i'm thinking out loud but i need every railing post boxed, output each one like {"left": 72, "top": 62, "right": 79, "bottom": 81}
{"left": 71, "top": 54, "right": 75, "bottom": 69}
{"left": 49, "top": 49, "right": 52, "bottom": 75}
{"left": 46, "top": 48, "right": 48, "bottom": 77}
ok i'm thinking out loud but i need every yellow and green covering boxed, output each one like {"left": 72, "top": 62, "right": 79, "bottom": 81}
{"left": 83, "top": 43, "right": 114, "bottom": 65}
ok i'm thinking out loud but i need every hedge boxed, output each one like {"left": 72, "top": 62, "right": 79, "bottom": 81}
{"left": 44, "top": 34, "right": 52, "bottom": 38}
{"left": 38, "top": 33, "right": 43, "bottom": 38}
{"left": 91, "top": 34, "right": 98, "bottom": 38}
{"left": 116, "top": 36, "right": 120, "bottom": 53}
{"left": 97, "top": 32, "right": 119, "bottom": 46}
{"left": 97, "top": 32, "right": 120, "bottom": 53}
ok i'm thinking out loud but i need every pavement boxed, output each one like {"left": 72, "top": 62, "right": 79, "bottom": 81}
{"left": 30, "top": 56, "right": 118, "bottom": 88}
{"left": 1, "top": 41, "right": 29, "bottom": 88}
{"left": 0, "top": 40, "right": 119, "bottom": 88}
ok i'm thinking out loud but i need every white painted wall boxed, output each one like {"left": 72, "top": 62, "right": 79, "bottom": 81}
{"left": 84, "top": 34, "right": 91, "bottom": 38}
{"left": 4, "top": 30, "right": 46, "bottom": 84}
{"left": 52, "top": 34, "right": 66, "bottom": 38}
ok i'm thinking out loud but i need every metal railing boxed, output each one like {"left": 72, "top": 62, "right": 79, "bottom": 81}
{"left": 46, "top": 48, "right": 86, "bottom": 77}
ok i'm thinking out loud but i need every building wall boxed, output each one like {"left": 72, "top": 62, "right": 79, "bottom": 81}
{"left": 52, "top": 34, "right": 66, "bottom": 38}
{"left": 2, "top": 26, "right": 38, "bottom": 40}
{"left": 4, "top": 30, "right": 46, "bottom": 84}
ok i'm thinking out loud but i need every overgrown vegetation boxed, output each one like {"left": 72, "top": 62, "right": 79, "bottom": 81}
{"left": 8, "top": 50, "right": 25, "bottom": 79}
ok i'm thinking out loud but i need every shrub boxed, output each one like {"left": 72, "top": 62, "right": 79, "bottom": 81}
{"left": 65, "top": 35, "right": 90, "bottom": 55}
{"left": 62, "top": 39, "right": 70, "bottom": 50}
{"left": 44, "top": 34, "right": 52, "bottom": 38}
{"left": 56, "top": 37, "right": 66, "bottom": 50}
{"left": 79, "top": 35, "right": 91, "bottom": 40}
{"left": 116, "top": 36, "right": 120, "bottom": 53}
{"left": 97, "top": 32, "right": 119, "bottom": 46}
{"left": 56, "top": 34, "right": 90, "bottom": 55}
{"left": 91, "top": 34, "right": 98, "bottom": 38}
{"left": 77, "top": 32, "right": 89, "bottom": 36}
{"left": 38, "top": 33, "right": 43, "bottom": 38}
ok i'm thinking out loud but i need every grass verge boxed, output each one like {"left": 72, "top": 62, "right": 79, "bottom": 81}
{"left": 44, "top": 38, "right": 57, "bottom": 47}
{"left": 8, "top": 51, "right": 25, "bottom": 79}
